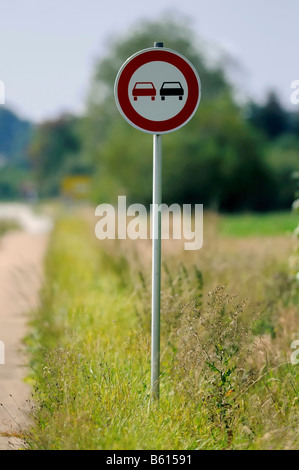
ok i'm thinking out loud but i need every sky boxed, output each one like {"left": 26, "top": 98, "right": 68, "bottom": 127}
{"left": 0, "top": 0, "right": 298, "bottom": 122}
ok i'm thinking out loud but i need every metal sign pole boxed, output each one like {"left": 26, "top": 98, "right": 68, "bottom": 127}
{"left": 151, "top": 132, "right": 162, "bottom": 401}
{"left": 151, "top": 41, "right": 164, "bottom": 402}
{"left": 115, "top": 40, "right": 200, "bottom": 402}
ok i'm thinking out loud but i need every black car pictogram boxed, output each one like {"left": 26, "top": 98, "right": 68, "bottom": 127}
{"left": 160, "top": 82, "right": 184, "bottom": 100}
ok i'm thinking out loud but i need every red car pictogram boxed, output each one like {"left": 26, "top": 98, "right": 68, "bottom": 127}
{"left": 132, "top": 82, "right": 156, "bottom": 101}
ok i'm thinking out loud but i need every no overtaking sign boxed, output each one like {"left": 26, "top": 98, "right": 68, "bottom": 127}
{"left": 114, "top": 43, "right": 201, "bottom": 400}
{"left": 114, "top": 47, "right": 201, "bottom": 134}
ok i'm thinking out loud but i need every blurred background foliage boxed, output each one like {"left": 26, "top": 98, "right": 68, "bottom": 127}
{"left": 1, "top": 17, "right": 299, "bottom": 211}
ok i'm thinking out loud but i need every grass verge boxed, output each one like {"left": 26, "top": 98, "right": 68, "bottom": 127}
{"left": 26, "top": 211, "right": 298, "bottom": 450}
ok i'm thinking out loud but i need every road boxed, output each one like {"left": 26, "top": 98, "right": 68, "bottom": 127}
{"left": 0, "top": 204, "right": 52, "bottom": 450}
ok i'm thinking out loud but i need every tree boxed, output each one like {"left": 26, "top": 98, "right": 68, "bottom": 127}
{"left": 28, "top": 114, "right": 83, "bottom": 196}
{"left": 247, "top": 92, "right": 289, "bottom": 139}
{"left": 82, "top": 17, "right": 275, "bottom": 211}
{"left": 265, "top": 135, "right": 299, "bottom": 209}
{"left": 83, "top": 16, "right": 232, "bottom": 170}
{"left": 0, "top": 107, "right": 33, "bottom": 165}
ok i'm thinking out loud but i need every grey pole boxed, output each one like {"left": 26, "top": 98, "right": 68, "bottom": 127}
{"left": 151, "top": 133, "right": 162, "bottom": 401}
{"left": 151, "top": 41, "right": 163, "bottom": 401}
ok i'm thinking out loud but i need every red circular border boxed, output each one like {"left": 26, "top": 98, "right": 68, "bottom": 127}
{"left": 116, "top": 49, "right": 200, "bottom": 133}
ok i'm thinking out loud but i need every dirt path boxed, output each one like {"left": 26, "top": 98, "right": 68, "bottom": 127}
{"left": 0, "top": 205, "right": 51, "bottom": 450}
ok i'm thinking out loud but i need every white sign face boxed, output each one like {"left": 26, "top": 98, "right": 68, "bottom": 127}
{"left": 115, "top": 47, "right": 201, "bottom": 134}
{"left": 128, "top": 62, "right": 188, "bottom": 121}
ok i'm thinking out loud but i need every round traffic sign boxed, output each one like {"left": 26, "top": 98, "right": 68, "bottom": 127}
{"left": 114, "top": 47, "right": 201, "bottom": 134}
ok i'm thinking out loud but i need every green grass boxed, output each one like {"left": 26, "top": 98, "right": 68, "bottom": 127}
{"left": 0, "top": 220, "right": 19, "bottom": 236}
{"left": 26, "top": 216, "right": 215, "bottom": 449}
{"left": 26, "top": 211, "right": 299, "bottom": 450}
{"left": 219, "top": 211, "right": 298, "bottom": 237}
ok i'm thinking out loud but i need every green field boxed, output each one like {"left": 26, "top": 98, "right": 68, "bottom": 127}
{"left": 26, "top": 209, "right": 298, "bottom": 450}
{"left": 219, "top": 211, "right": 298, "bottom": 237}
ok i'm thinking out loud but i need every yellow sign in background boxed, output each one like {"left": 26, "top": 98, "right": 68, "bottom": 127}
{"left": 61, "top": 175, "right": 91, "bottom": 201}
